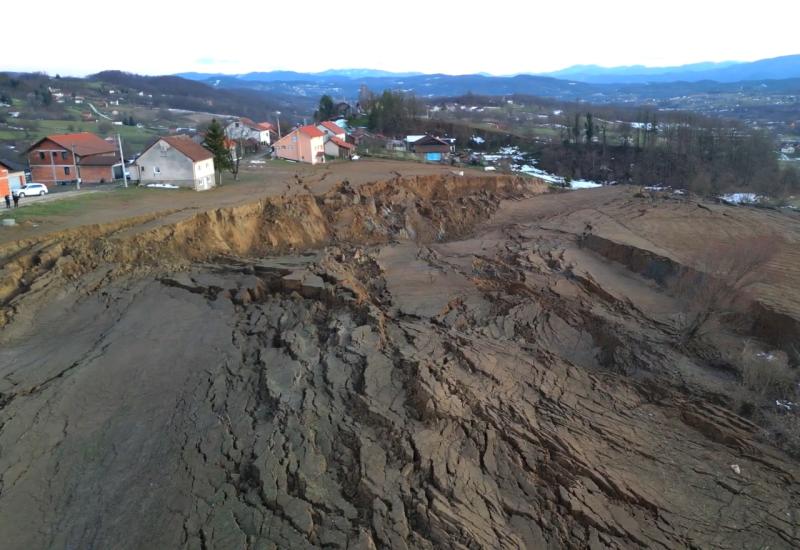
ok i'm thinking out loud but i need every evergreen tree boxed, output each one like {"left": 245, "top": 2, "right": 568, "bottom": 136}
{"left": 315, "top": 95, "right": 335, "bottom": 122}
{"left": 203, "top": 118, "right": 232, "bottom": 184}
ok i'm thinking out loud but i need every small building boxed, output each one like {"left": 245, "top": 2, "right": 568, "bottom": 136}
{"left": 385, "top": 139, "right": 406, "bottom": 152}
{"left": 0, "top": 159, "right": 27, "bottom": 192}
{"left": 408, "top": 135, "right": 452, "bottom": 162}
{"left": 324, "top": 136, "right": 356, "bottom": 159}
{"left": 333, "top": 102, "right": 352, "bottom": 118}
{"left": 317, "top": 121, "right": 347, "bottom": 141}
{"left": 273, "top": 125, "right": 326, "bottom": 164}
{"left": 27, "top": 132, "right": 121, "bottom": 185}
{"left": 225, "top": 118, "right": 274, "bottom": 146}
{"left": 135, "top": 135, "right": 215, "bottom": 191}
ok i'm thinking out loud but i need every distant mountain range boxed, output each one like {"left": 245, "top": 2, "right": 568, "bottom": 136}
{"left": 175, "top": 71, "right": 800, "bottom": 107}
{"left": 177, "top": 69, "right": 424, "bottom": 83}
{"left": 178, "top": 55, "right": 800, "bottom": 88}
{"left": 538, "top": 55, "right": 800, "bottom": 83}
{"left": 172, "top": 55, "right": 800, "bottom": 106}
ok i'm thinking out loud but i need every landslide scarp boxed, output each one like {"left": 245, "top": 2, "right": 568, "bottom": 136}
{"left": 0, "top": 174, "right": 543, "bottom": 328}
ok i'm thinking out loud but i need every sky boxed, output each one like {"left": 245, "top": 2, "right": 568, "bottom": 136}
{"left": 4, "top": 0, "right": 798, "bottom": 76}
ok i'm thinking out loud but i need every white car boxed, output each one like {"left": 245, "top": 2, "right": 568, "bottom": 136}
{"left": 15, "top": 183, "right": 48, "bottom": 197}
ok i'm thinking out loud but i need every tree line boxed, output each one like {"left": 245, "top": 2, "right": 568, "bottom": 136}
{"left": 538, "top": 110, "right": 797, "bottom": 196}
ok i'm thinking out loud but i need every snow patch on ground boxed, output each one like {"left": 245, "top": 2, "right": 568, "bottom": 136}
{"left": 477, "top": 146, "right": 605, "bottom": 190}
{"left": 719, "top": 193, "right": 761, "bottom": 205}
{"left": 146, "top": 183, "right": 180, "bottom": 189}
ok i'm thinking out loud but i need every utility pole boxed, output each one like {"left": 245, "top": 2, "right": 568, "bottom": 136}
{"left": 276, "top": 111, "right": 282, "bottom": 139}
{"left": 117, "top": 134, "right": 128, "bottom": 188}
{"left": 71, "top": 144, "right": 81, "bottom": 190}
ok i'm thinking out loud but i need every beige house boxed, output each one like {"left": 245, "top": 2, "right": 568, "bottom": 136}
{"left": 135, "top": 136, "right": 216, "bottom": 191}
{"left": 324, "top": 136, "right": 355, "bottom": 159}
{"left": 273, "top": 125, "right": 326, "bottom": 164}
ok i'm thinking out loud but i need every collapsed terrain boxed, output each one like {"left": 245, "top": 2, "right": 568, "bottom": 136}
{"left": 0, "top": 175, "right": 799, "bottom": 549}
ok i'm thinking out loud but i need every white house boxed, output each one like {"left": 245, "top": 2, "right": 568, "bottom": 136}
{"left": 317, "top": 121, "right": 346, "bottom": 141}
{"left": 225, "top": 118, "right": 274, "bottom": 146}
{"left": 135, "top": 135, "right": 216, "bottom": 191}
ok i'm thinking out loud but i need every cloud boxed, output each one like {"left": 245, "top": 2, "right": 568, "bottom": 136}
{"left": 196, "top": 57, "right": 235, "bottom": 66}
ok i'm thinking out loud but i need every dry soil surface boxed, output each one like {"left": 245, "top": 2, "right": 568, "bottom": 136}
{"left": 0, "top": 173, "right": 798, "bottom": 549}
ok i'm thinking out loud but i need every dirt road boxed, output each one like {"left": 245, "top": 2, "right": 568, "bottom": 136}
{"left": 0, "top": 173, "right": 798, "bottom": 549}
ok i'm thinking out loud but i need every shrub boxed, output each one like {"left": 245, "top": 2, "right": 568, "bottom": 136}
{"left": 668, "top": 235, "right": 778, "bottom": 343}
{"left": 739, "top": 343, "right": 798, "bottom": 400}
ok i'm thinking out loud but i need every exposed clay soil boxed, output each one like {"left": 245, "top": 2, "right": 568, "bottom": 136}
{"left": 0, "top": 175, "right": 799, "bottom": 549}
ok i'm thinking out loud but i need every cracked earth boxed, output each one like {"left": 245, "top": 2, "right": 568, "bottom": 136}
{"left": 0, "top": 175, "right": 798, "bottom": 549}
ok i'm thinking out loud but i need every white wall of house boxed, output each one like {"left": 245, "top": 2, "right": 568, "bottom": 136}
{"left": 193, "top": 158, "right": 216, "bottom": 191}
{"left": 225, "top": 121, "right": 258, "bottom": 142}
{"left": 225, "top": 121, "right": 270, "bottom": 144}
{"left": 135, "top": 140, "right": 216, "bottom": 191}
{"left": 318, "top": 124, "right": 346, "bottom": 141}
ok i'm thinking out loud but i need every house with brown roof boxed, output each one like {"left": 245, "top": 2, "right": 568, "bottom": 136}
{"left": 407, "top": 134, "right": 453, "bottom": 162}
{"left": 27, "top": 132, "right": 121, "bottom": 186}
{"left": 324, "top": 136, "right": 356, "bottom": 159}
{"left": 225, "top": 118, "right": 275, "bottom": 146}
{"left": 134, "top": 135, "right": 216, "bottom": 191}
{"left": 317, "top": 121, "right": 355, "bottom": 159}
{"left": 316, "top": 121, "right": 346, "bottom": 141}
{"left": 273, "top": 125, "right": 326, "bottom": 164}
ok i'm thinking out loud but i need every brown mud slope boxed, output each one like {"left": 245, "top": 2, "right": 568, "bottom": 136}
{"left": 0, "top": 178, "right": 799, "bottom": 549}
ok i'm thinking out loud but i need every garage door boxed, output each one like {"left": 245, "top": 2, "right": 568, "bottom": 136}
{"left": 425, "top": 152, "right": 442, "bottom": 162}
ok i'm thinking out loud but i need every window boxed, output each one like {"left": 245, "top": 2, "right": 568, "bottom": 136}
{"left": 64, "top": 167, "right": 70, "bottom": 175}
{"left": 52, "top": 151, "right": 57, "bottom": 158}
{"left": 38, "top": 152, "right": 45, "bottom": 160}
{"left": 154, "top": 166, "right": 161, "bottom": 174}
{"left": 61, "top": 151, "right": 68, "bottom": 160}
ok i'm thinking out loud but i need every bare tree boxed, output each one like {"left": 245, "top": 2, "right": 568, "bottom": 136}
{"left": 668, "top": 235, "right": 779, "bottom": 343}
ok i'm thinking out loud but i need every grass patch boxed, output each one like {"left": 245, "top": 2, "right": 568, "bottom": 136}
{"left": 0, "top": 186, "right": 147, "bottom": 221}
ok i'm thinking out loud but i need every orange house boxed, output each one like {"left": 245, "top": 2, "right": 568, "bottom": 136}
{"left": 27, "top": 132, "right": 120, "bottom": 186}
{"left": 273, "top": 125, "right": 326, "bottom": 165}
{"left": 0, "top": 163, "right": 9, "bottom": 198}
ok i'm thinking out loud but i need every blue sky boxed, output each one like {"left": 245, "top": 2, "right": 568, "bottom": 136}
{"left": 5, "top": 0, "right": 798, "bottom": 76}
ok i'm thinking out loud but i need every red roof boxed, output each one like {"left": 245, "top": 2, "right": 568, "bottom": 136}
{"left": 329, "top": 136, "right": 355, "bottom": 150}
{"left": 29, "top": 132, "right": 116, "bottom": 157}
{"left": 319, "top": 121, "right": 345, "bottom": 135}
{"left": 239, "top": 118, "right": 273, "bottom": 132}
{"left": 158, "top": 135, "right": 214, "bottom": 162}
{"left": 298, "top": 125, "right": 325, "bottom": 138}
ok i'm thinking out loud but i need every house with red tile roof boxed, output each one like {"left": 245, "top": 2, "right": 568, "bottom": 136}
{"left": 324, "top": 136, "right": 356, "bottom": 159}
{"left": 225, "top": 118, "right": 275, "bottom": 145}
{"left": 27, "top": 132, "right": 121, "bottom": 185}
{"left": 273, "top": 125, "right": 326, "bottom": 164}
{"left": 134, "top": 135, "right": 216, "bottom": 191}
{"left": 317, "top": 121, "right": 346, "bottom": 141}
